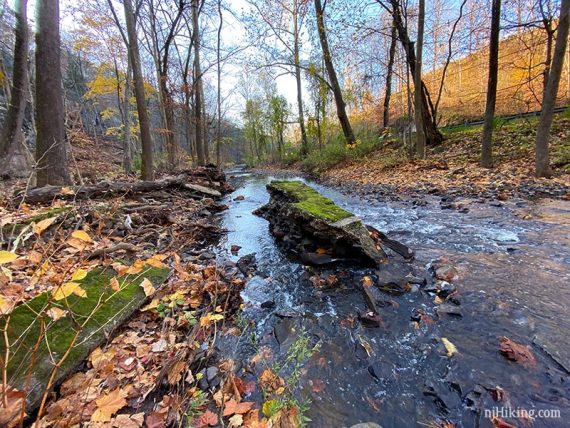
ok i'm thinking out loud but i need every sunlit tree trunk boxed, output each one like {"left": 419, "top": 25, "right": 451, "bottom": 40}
{"left": 414, "top": 0, "right": 426, "bottom": 158}
{"left": 124, "top": 0, "right": 154, "bottom": 180}
{"left": 535, "top": 0, "right": 569, "bottom": 177}
{"left": 481, "top": 0, "right": 501, "bottom": 168}
{"left": 192, "top": 0, "right": 206, "bottom": 166}
{"left": 293, "top": 0, "right": 309, "bottom": 156}
{"left": 314, "top": 0, "right": 356, "bottom": 146}
{"left": 35, "top": 0, "right": 72, "bottom": 186}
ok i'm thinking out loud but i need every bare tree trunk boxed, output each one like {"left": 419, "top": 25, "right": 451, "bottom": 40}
{"left": 383, "top": 21, "right": 397, "bottom": 128}
{"left": 192, "top": 0, "right": 206, "bottom": 166}
{"left": 535, "top": 0, "right": 569, "bottom": 177}
{"left": 216, "top": 0, "right": 223, "bottom": 167}
{"left": 314, "top": 0, "right": 356, "bottom": 146}
{"left": 293, "top": 0, "right": 309, "bottom": 156}
{"left": 383, "top": 0, "right": 444, "bottom": 147}
{"left": 123, "top": 58, "right": 132, "bottom": 174}
{"left": 1, "top": 0, "right": 28, "bottom": 158}
{"left": 35, "top": 0, "right": 71, "bottom": 186}
{"left": 124, "top": 0, "right": 154, "bottom": 180}
{"left": 414, "top": 0, "right": 426, "bottom": 158}
{"left": 481, "top": 0, "right": 501, "bottom": 168}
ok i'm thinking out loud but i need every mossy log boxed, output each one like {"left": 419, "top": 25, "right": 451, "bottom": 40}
{"left": 255, "top": 180, "right": 387, "bottom": 266}
{"left": 0, "top": 266, "right": 169, "bottom": 413}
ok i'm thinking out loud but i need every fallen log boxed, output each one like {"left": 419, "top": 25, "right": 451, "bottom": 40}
{"left": 13, "top": 174, "right": 221, "bottom": 205}
{"left": 255, "top": 180, "right": 387, "bottom": 266}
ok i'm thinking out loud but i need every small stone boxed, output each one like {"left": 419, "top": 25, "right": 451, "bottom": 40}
{"left": 234, "top": 195, "right": 245, "bottom": 201}
{"left": 261, "top": 300, "right": 275, "bottom": 310}
{"left": 436, "top": 304, "right": 463, "bottom": 317}
{"left": 350, "top": 424, "right": 384, "bottom": 428}
{"left": 358, "top": 311, "right": 383, "bottom": 328}
{"left": 435, "top": 265, "right": 458, "bottom": 282}
{"left": 230, "top": 245, "right": 241, "bottom": 254}
{"left": 436, "top": 281, "right": 456, "bottom": 298}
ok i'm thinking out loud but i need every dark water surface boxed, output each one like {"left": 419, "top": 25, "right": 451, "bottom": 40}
{"left": 215, "top": 168, "right": 570, "bottom": 428}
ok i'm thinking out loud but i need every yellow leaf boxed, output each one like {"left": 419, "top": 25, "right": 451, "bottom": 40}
{"left": 109, "top": 277, "right": 121, "bottom": 291}
{"left": 434, "top": 295, "right": 444, "bottom": 304}
{"left": 0, "top": 266, "right": 13, "bottom": 281}
{"left": 71, "top": 230, "right": 93, "bottom": 243}
{"left": 71, "top": 268, "right": 88, "bottom": 282}
{"left": 53, "top": 282, "right": 87, "bottom": 300}
{"left": 362, "top": 276, "right": 374, "bottom": 287}
{"left": 144, "top": 258, "right": 167, "bottom": 268}
{"left": 0, "top": 251, "right": 17, "bottom": 265}
{"left": 142, "top": 298, "right": 160, "bottom": 311}
{"left": 442, "top": 337, "right": 457, "bottom": 357}
{"left": 139, "top": 278, "right": 155, "bottom": 297}
{"left": 200, "top": 313, "right": 224, "bottom": 327}
{"left": 91, "top": 389, "right": 127, "bottom": 422}
{"left": 33, "top": 217, "right": 57, "bottom": 235}
{"left": 60, "top": 187, "right": 75, "bottom": 195}
{"left": 0, "top": 296, "right": 16, "bottom": 315}
{"left": 46, "top": 307, "right": 67, "bottom": 321}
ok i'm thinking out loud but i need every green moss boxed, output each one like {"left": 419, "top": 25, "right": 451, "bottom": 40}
{"left": 269, "top": 180, "right": 353, "bottom": 223}
{"left": 0, "top": 265, "right": 169, "bottom": 408}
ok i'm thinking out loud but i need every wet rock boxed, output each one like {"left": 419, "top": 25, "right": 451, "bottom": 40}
{"left": 230, "top": 245, "right": 241, "bottom": 254}
{"left": 261, "top": 300, "right": 275, "bottom": 310}
{"left": 272, "top": 227, "right": 286, "bottom": 239}
{"left": 300, "top": 252, "right": 334, "bottom": 265}
{"left": 358, "top": 311, "right": 383, "bottom": 328}
{"left": 435, "top": 265, "right": 458, "bottom": 282}
{"left": 377, "top": 282, "right": 407, "bottom": 296}
{"left": 436, "top": 304, "right": 463, "bottom": 317}
{"left": 273, "top": 317, "right": 296, "bottom": 347}
{"left": 198, "top": 366, "right": 220, "bottom": 390}
{"left": 361, "top": 286, "right": 380, "bottom": 314}
{"left": 234, "top": 195, "right": 245, "bottom": 201}
{"left": 237, "top": 253, "right": 257, "bottom": 276}
{"left": 436, "top": 281, "right": 456, "bottom": 298}
{"left": 405, "top": 273, "right": 426, "bottom": 285}
{"left": 256, "top": 180, "right": 387, "bottom": 266}
{"left": 199, "top": 251, "right": 216, "bottom": 260}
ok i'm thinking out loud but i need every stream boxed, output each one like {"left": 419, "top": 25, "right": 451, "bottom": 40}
{"left": 214, "top": 168, "right": 570, "bottom": 428}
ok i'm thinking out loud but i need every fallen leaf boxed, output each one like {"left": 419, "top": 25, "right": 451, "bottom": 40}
{"left": 145, "top": 412, "right": 166, "bottom": 428}
{"left": 198, "top": 410, "right": 218, "bottom": 427}
{"left": 0, "top": 251, "right": 17, "bottom": 265}
{"left": 139, "top": 278, "right": 155, "bottom": 297}
{"left": 46, "top": 307, "right": 67, "bottom": 321}
{"left": 167, "top": 360, "right": 186, "bottom": 385}
{"left": 442, "top": 337, "right": 457, "bottom": 357}
{"left": 151, "top": 338, "right": 168, "bottom": 353}
{"left": 53, "top": 282, "right": 87, "bottom": 300}
{"left": 71, "top": 268, "right": 88, "bottom": 282}
{"left": 0, "top": 385, "right": 26, "bottom": 426}
{"left": 91, "top": 389, "right": 127, "bottom": 422}
{"left": 72, "top": 230, "right": 93, "bottom": 243}
{"left": 499, "top": 337, "right": 536, "bottom": 368}
{"left": 491, "top": 416, "right": 517, "bottom": 428}
{"left": 228, "top": 414, "right": 244, "bottom": 428}
{"left": 0, "top": 296, "right": 16, "bottom": 315}
{"left": 110, "top": 277, "right": 121, "bottom": 291}
{"left": 223, "top": 399, "right": 255, "bottom": 416}
{"left": 33, "top": 217, "right": 57, "bottom": 235}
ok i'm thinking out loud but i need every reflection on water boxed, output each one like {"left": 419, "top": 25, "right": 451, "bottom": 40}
{"left": 216, "top": 168, "right": 570, "bottom": 428}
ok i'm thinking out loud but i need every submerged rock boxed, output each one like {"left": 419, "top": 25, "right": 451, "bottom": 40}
{"left": 255, "top": 180, "right": 387, "bottom": 266}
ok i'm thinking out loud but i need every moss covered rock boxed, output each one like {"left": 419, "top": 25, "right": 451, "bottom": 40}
{"left": 256, "top": 180, "right": 386, "bottom": 266}
{"left": 0, "top": 265, "right": 169, "bottom": 412}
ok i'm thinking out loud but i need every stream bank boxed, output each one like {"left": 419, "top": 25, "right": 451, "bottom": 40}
{"left": 215, "top": 167, "right": 570, "bottom": 428}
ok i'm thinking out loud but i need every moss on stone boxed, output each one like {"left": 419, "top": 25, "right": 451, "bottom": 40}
{"left": 269, "top": 180, "right": 353, "bottom": 223}
{"left": 0, "top": 265, "right": 169, "bottom": 408}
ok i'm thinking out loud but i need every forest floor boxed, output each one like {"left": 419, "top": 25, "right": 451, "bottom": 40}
{"left": 264, "top": 115, "right": 570, "bottom": 202}
{"left": 0, "top": 136, "right": 278, "bottom": 427}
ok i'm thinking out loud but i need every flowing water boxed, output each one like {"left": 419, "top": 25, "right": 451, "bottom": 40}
{"left": 215, "top": 168, "right": 570, "bottom": 428}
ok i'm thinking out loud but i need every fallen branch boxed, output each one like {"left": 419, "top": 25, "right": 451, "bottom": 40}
{"left": 88, "top": 243, "right": 139, "bottom": 259}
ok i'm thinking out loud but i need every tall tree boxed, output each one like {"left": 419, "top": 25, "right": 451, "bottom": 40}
{"left": 378, "top": 0, "right": 444, "bottom": 147}
{"left": 192, "top": 0, "right": 206, "bottom": 166}
{"left": 383, "top": 21, "right": 397, "bottom": 128}
{"left": 216, "top": 0, "right": 223, "bottom": 166}
{"left": 293, "top": 0, "right": 309, "bottom": 155}
{"left": 35, "top": 0, "right": 72, "bottom": 186}
{"left": 414, "top": 0, "right": 426, "bottom": 158}
{"left": 314, "top": 0, "right": 356, "bottom": 146}
{"left": 123, "top": 0, "right": 154, "bottom": 180}
{"left": 481, "top": 0, "right": 501, "bottom": 168}
{"left": 0, "top": 0, "right": 28, "bottom": 158}
{"left": 535, "top": 0, "right": 569, "bottom": 177}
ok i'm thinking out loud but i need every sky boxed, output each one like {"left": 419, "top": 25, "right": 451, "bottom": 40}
{"left": 10, "top": 0, "right": 304, "bottom": 122}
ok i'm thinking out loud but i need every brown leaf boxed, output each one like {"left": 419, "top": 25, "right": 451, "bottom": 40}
{"left": 145, "top": 412, "right": 166, "bottom": 428}
{"left": 223, "top": 398, "right": 255, "bottom": 416}
{"left": 499, "top": 337, "right": 537, "bottom": 368}
{"left": 167, "top": 360, "right": 186, "bottom": 385}
{"left": 198, "top": 409, "right": 218, "bottom": 427}
{"left": 91, "top": 389, "right": 127, "bottom": 422}
{"left": 491, "top": 416, "right": 517, "bottom": 428}
{"left": 0, "top": 386, "right": 26, "bottom": 427}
